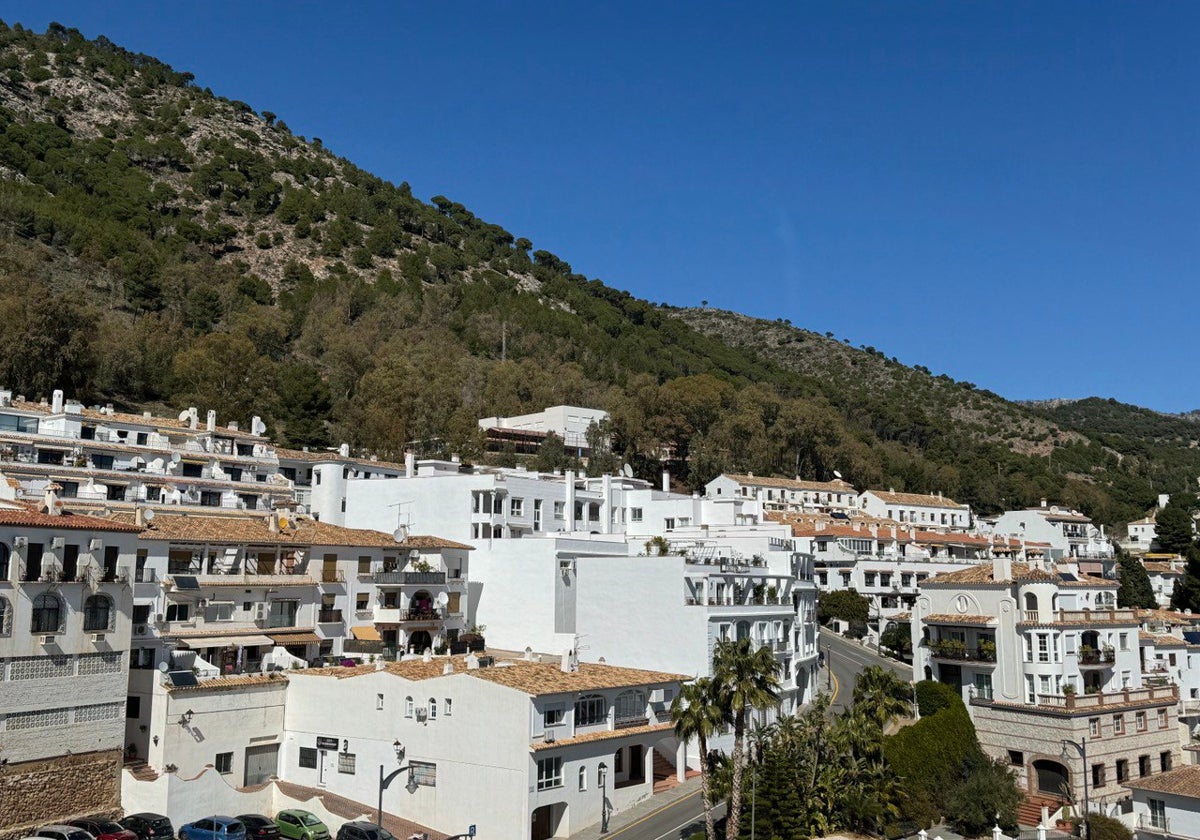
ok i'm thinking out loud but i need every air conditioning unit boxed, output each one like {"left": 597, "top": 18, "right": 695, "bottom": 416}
{"left": 91, "top": 633, "right": 106, "bottom": 643}
{"left": 89, "top": 538, "right": 103, "bottom": 551}
{"left": 51, "top": 537, "right": 65, "bottom": 549}
{"left": 135, "top": 625, "right": 148, "bottom": 635}
{"left": 543, "top": 730, "right": 556, "bottom": 743}
{"left": 40, "top": 635, "right": 55, "bottom": 645}
{"left": 14, "top": 536, "right": 26, "bottom": 549}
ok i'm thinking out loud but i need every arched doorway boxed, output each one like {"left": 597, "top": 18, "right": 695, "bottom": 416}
{"left": 1033, "top": 759, "right": 1070, "bottom": 797}
{"left": 406, "top": 630, "right": 432, "bottom": 654}
{"left": 531, "top": 802, "right": 567, "bottom": 840}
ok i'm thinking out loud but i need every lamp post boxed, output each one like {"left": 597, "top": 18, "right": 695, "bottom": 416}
{"left": 599, "top": 761, "right": 609, "bottom": 834}
{"left": 378, "top": 740, "right": 415, "bottom": 829}
{"left": 1061, "top": 737, "right": 1090, "bottom": 840}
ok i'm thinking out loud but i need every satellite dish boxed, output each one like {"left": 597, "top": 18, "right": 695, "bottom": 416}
{"left": 833, "top": 470, "right": 843, "bottom": 479}
{"left": 277, "top": 516, "right": 290, "bottom": 530}
{"left": 143, "top": 508, "right": 156, "bottom": 522}
{"left": 178, "top": 410, "right": 190, "bottom": 422}
{"left": 393, "top": 526, "right": 408, "bottom": 542}
{"left": 170, "top": 452, "right": 181, "bottom": 464}
{"left": 622, "top": 463, "right": 633, "bottom": 478}
{"left": 157, "top": 661, "right": 169, "bottom": 673}
{"left": 436, "top": 592, "right": 449, "bottom": 607}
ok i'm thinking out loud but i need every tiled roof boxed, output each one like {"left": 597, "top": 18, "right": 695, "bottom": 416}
{"left": 0, "top": 503, "right": 142, "bottom": 532}
{"left": 1140, "top": 631, "right": 1186, "bottom": 647}
{"left": 109, "top": 511, "right": 402, "bottom": 547}
{"left": 1144, "top": 562, "right": 1182, "bottom": 575}
{"left": 722, "top": 474, "right": 856, "bottom": 493}
{"left": 164, "top": 674, "right": 287, "bottom": 694}
{"left": 275, "top": 447, "right": 406, "bottom": 471}
{"left": 1138, "top": 608, "right": 1200, "bottom": 625}
{"left": 923, "top": 614, "right": 997, "bottom": 625}
{"left": 923, "top": 562, "right": 1115, "bottom": 588}
{"left": 865, "top": 490, "right": 964, "bottom": 508}
{"left": 1027, "top": 507, "right": 1092, "bottom": 523}
{"left": 400, "top": 535, "right": 474, "bottom": 551}
{"left": 531, "top": 722, "right": 674, "bottom": 751}
{"left": 1123, "top": 765, "right": 1200, "bottom": 798}
{"left": 293, "top": 656, "right": 686, "bottom": 696}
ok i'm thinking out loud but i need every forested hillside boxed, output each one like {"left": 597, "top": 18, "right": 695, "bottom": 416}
{"left": 0, "top": 20, "right": 1191, "bottom": 526}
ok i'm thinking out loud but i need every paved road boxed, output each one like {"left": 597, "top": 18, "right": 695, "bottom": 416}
{"left": 820, "top": 627, "right": 912, "bottom": 712}
{"left": 595, "top": 789, "right": 726, "bottom": 840}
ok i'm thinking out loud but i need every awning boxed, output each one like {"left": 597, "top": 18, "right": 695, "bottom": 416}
{"left": 269, "top": 631, "right": 322, "bottom": 645}
{"left": 178, "top": 634, "right": 274, "bottom": 649}
{"left": 350, "top": 626, "right": 381, "bottom": 641}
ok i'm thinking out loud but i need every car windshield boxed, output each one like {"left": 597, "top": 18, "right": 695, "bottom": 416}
{"left": 100, "top": 824, "right": 126, "bottom": 834}
{"left": 299, "top": 817, "right": 322, "bottom": 828}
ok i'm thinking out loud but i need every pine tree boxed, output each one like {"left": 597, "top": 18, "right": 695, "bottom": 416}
{"left": 1116, "top": 550, "right": 1158, "bottom": 609}
{"left": 1156, "top": 498, "right": 1197, "bottom": 554}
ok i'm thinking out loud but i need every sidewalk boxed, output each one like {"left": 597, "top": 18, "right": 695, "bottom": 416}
{"left": 569, "top": 774, "right": 705, "bottom": 840}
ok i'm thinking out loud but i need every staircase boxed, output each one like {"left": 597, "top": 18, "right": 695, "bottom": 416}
{"left": 124, "top": 759, "right": 159, "bottom": 782}
{"left": 1017, "top": 793, "right": 1063, "bottom": 827}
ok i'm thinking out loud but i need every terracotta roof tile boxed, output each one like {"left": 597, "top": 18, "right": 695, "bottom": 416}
{"left": 923, "top": 562, "right": 1115, "bottom": 588}
{"left": 400, "top": 535, "right": 474, "bottom": 551}
{"left": 109, "top": 511, "right": 403, "bottom": 548}
{"left": 723, "top": 474, "right": 857, "bottom": 493}
{"left": 164, "top": 673, "right": 287, "bottom": 694}
{"left": 0, "top": 503, "right": 141, "bottom": 532}
{"left": 531, "top": 722, "right": 674, "bottom": 751}
{"left": 865, "top": 490, "right": 964, "bottom": 507}
{"left": 1123, "top": 765, "right": 1200, "bottom": 798}
{"left": 923, "top": 614, "right": 997, "bottom": 625}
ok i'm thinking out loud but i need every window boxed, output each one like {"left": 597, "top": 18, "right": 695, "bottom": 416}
{"left": 215, "top": 752, "right": 233, "bottom": 774}
{"left": 615, "top": 690, "right": 646, "bottom": 723}
{"left": 376, "top": 693, "right": 384, "bottom": 711}
{"left": 510, "top": 498, "right": 524, "bottom": 517}
{"left": 83, "top": 594, "right": 113, "bottom": 632}
{"left": 615, "top": 748, "right": 624, "bottom": 773}
{"left": 579, "top": 766, "right": 588, "bottom": 791}
{"left": 298, "top": 748, "right": 318, "bottom": 769}
{"left": 0, "top": 596, "right": 10, "bottom": 637}
{"left": 1140, "top": 755, "right": 1152, "bottom": 777}
{"left": 1113, "top": 714, "right": 1125, "bottom": 735}
{"left": 165, "top": 602, "right": 189, "bottom": 622}
{"left": 405, "top": 696, "right": 414, "bottom": 718}
{"left": 575, "top": 694, "right": 607, "bottom": 726}
{"left": 1161, "top": 751, "right": 1173, "bottom": 772}
{"left": 338, "top": 752, "right": 356, "bottom": 774}
{"left": 31, "top": 592, "right": 63, "bottom": 634}
{"left": 1119, "top": 632, "right": 1129, "bottom": 651}
{"left": 267, "top": 600, "right": 299, "bottom": 628}
{"left": 1116, "top": 759, "right": 1128, "bottom": 783}
{"left": 630, "top": 508, "right": 643, "bottom": 523}
{"left": 127, "top": 696, "right": 141, "bottom": 719}
{"left": 445, "top": 698, "right": 452, "bottom": 716}
{"left": 553, "top": 501, "right": 564, "bottom": 519}
{"left": 1158, "top": 708, "right": 1169, "bottom": 729}
{"left": 1092, "top": 763, "right": 1106, "bottom": 788}
{"left": 428, "top": 698, "right": 437, "bottom": 720}
{"left": 1008, "top": 750, "right": 1024, "bottom": 767}
{"left": 410, "top": 761, "right": 436, "bottom": 787}
{"left": 537, "top": 756, "right": 563, "bottom": 790}
{"left": 1136, "top": 711, "right": 1147, "bottom": 732}
{"left": 1149, "top": 799, "right": 1167, "bottom": 830}
{"left": 544, "top": 705, "right": 566, "bottom": 727}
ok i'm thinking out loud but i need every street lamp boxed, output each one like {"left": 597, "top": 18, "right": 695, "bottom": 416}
{"left": 1061, "top": 737, "right": 1090, "bottom": 839}
{"left": 378, "top": 740, "right": 418, "bottom": 829}
{"left": 599, "top": 761, "right": 608, "bottom": 834}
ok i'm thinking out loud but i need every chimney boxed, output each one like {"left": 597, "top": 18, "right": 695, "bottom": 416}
{"left": 135, "top": 506, "right": 147, "bottom": 528}
{"left": 442, "top": 661, "right": 454, "bottom": 675}
{"left": 251, "top": 416, "right": 266, "bottom": 436}
{"left": 465, "top": 653, "right": 480, "bottom": 670}
{"left": 993, "top": 549, "right": 1012, "bottom": 583}
{"left": 404, "top": 451, "right": 415, "bottom": 478}
{"left": 560, "top": 648, "right": 578, "bottom": 673}
{"left": 565, "top": 470, "right": 577, "bottom": 530}
{"left": 662, "top": 470, "right": 670, "bottom": 493}
{"left": 42, "top": 484, "right": 61, "bottom": 516}
{"left": 1040, "top": 498, "right": 1047, "bottom": 508}
{"left": 51, "top": 389, "right": 64, "bottom": 413}
{"left": 188, "top": 407, "right": 199, "bottom": 430}
{"left": 206, "top": 410, "right": 217, "bottom": 431}
{"left": 338, "top": 442, "right": 350, "bottom": 458}
{"left": 889, "top": 487, "right": 895, "bottom": 494}
{"left": 143, "top": 411, "right": 152, "bottom": 419}
{"left": 228, "top": 421, "right": 239, "bottom": 431}
{"left": 422, "top": 649, "right": 432, "bottom": 663}
{"left": 267, "top": 512, "right": 279, "bottom": 534}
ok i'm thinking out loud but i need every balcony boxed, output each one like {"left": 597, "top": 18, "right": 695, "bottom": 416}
{"left": 317, "top": 608, "right": 343, "bottom": 624}
{"left": 343, "top": 638, "right": 384, "bottom": 654}
{"left": 972, "top": 684, "right": 1177, "bottom": 712}
{"left": 1018, "top": 608, "right": 1139, "bottom": 625}
{"left": 1078, "top": 648, "right": 1116, "bottom": 667}
{"left": 320, "top": 570, "right": 345, "bottom": 584}
{"left": 928, "top": 640, "right": 996, "bottom": 663}
{"left": 402, "top": 607, "right": 444, "bottom": 623}
{"left": 615, "top": 714, "right": 650, "bottom": 730}
{"left": 401, "top": 571, "right": 446, "bottom": 585}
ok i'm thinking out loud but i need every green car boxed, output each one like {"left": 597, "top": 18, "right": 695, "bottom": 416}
{"left": 274, "top": 812, "right": 329, "bottom": 840}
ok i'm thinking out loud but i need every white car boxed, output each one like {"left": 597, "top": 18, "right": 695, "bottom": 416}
{"left": 36, "top": 827, "right": 96, "bottom": 840}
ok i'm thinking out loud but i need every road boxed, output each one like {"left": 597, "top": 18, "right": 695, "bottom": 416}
{"left": 820, "top": 627, "right": 912, "bottom": 712}
{"left": 600, "top": 789, "right": 726, "bottom": 840}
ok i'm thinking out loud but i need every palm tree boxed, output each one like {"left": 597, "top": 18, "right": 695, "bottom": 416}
{"left": 851, "top": 665, "right": 913, "bottom": 729}
{"left": 712, "top": 638, "right": 781, "bottom": 840}
{"left": 671, "top": 678, "right": 729, "bottom": 840}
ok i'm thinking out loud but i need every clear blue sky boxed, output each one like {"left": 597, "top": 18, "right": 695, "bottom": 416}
{"left": 7, "top": 2, "right": 1199, "bottom": 411}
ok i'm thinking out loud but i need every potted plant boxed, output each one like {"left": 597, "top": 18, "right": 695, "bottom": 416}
{"left": 979, "top": 639, "right": 997, "bottom": 661}
{"left": 1063, "top": 683, "right": 1077, "bottom": 696}
{"left": 767, "top": 585, "right": 779, "bottom": 603}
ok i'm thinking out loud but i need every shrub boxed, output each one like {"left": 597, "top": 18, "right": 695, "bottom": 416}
{"left": 1080, "top": 813, "right": 1133, "bottom": 840}
{"left": 944, "top": 759, "right": 1021, "bottom": 835}
{"left": 885, "top": 700, "right": 985, "bottom": 826}
{"left": 915, "top": 680, "right": 963, "bottom": 718}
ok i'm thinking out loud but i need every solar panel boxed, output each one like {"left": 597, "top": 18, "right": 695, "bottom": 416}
{"left": 1059, "top": 573, "right": 1078, "bottom": 581}
{"left": 1184, "top": 631, "right": 1200, "bottom": 644}
{"left": 167, "top": 670, "right": 199, "bottom": 687}
{"left": 173, "top": 575, "right": 200, "bottom": 590}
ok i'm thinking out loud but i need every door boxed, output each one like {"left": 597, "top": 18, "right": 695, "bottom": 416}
{"left": 318, "top": 749, "right": 329, "bottom": 785}
{"left": 1034, "top": 759, "right": 1069, "bottom": 796}
{"left": 244, "top": 744, "right": 279, "bottom": 786}
{"left": 629, "top": 745, "right": 645, "bottom": 781}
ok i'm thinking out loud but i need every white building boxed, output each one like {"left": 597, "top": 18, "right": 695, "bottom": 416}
{"left": 912, "top": 556, "right": 1179, "bottom": 809}
{"left": 0, "top": 496, "right": 141, "bottom": 836}
{"left": 1125, "top": 763, "right": 1200, "bottom": 839}
{"left": 121, "top": 653, "right": 687, "bottom": 840}
{"left": 705, "top": 473, "right": 858, "bottom": 514}
{"left": 992, "top": 501, "right": 1115, "bottom": 569}
{"left": 477, "top": 405, "right": 610, "bottom": 454}
{"left": 859, "top": 489, "right": 972, "bottom": 531}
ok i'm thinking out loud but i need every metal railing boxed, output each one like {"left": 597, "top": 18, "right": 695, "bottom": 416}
{"left": 1078, "top": 649, "right": 1116, "bottom": 665}
{"left": 317, "top": 609, "right": 343, "bottom": 623}
{"left": 321, "top": 570, "right": 345, "bottom": 583}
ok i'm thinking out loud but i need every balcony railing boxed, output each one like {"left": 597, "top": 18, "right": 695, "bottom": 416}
{"left": 402, "top": 608, "right": 444, "bottom": 623}
{"left": 1137, "top": 814, "right": 1170, "bottom": 836}
{"left": 402, "top": 571, "right": 446, "bottom": 585}
{"left": 317, "top": 609, "right": 343, "bottom": 623}
{"left": 1078, "top": 649, "right": 1116, "bottom": 666}
{"left": 972, "top": 684, "right": 1177, "bottom": 712}
{"left": 320, "top": 570, "right": 344, "bottom": 583}
{"left": 615, "top": 714, "right": 650, "bottom": 730}
{"left": 929, "top": 642, "right": 996, "bottom": 662}
{"left": 343, "top": 639, "right": 384, "bottom": 654}
{"left": 1019, "top": 608, "right": 1139, "bottom": 624}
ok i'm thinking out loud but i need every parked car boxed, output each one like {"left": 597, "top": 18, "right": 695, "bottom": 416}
{"left": 274, "top": 811, "right": 329, "bottom": 840}
{"left": 69, "top": 820, "right": 137, "bottom": 840}
{"left": 119, "top": 814, "right": 174, "bottom": 840}
{"left": 178, "top": 818, "right": 246, "bottom": 840}
{"left": 335, "top": 823, "right": 395, "bottom": 840}
{"left": 35, "top": 826, "right": 95, "bottom": 840}
{"left": 236, "top": 816, "right": 279, "bottom": 840}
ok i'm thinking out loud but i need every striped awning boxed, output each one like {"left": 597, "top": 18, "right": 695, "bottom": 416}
{"left": 269, "top": 631, "right": 321, "bottom": 645}
{"left": 178, "top": 634, "right": 274, "bottom": 649}
{"left": 350, "top": 626, "right": 381, "bottom": 641}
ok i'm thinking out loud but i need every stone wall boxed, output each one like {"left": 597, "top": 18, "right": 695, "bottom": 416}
{"left": 0, "top": 749, "right": 122, "bottom": 839}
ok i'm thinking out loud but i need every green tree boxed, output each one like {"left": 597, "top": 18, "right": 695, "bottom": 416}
{"left": 712, "top": 638, "right": 781, "bottom": 840}
{"left": 879, "top": 621, "right": 912, "bottom": 659}
{"left": 1156, "top": 497, "right": 1197, "bottom": 553}
{"left": 275, "top": 362, "right": 332, "bottom": 447}
{"left": 944, "top": 759, "right": 1021, "bottom": 835}
{"left": 171, "top": 333, "right": 279, "bottom": 424}
{"left": 671, "top": 678, "right": 730, "bottom": 840}
{"left": 1116, "top": 549, "right": 1158, "bottom": 609}
{"left": 852, "top": 665, "right": 914, "bottom": 728}
{"left": 818, "top": 590, "right": 870, "bottom": 625}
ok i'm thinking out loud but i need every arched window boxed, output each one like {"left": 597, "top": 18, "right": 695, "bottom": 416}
{"left": 578, "top": 765, "right": 587, "bottom": 791}
{"left": 84, "top": 594, "right": 113, "bottom": 632}
{"left": 31, "top": 592, "right": 62, "bottom": 634}
{"left": 575, "top": 693, "right": 607, "bottom": 727}
{"left": 0, "top": 596, "right": 10, "bottom": 636}
{"left": 404, "top": 696, "right": 414, "bottom": 718}
{"left": 1023, "top": 593, "right": 1038, "bottom": 612}
{"left": 614, "top": 689, "right": 647, "bottom": 724}
{"left": 428, "top": 698, "right": 437, "bottom": 720}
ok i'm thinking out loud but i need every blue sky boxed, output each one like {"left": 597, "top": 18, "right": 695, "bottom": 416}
{"left": 7, "top": 2, "right": 1199, "bottom": 411}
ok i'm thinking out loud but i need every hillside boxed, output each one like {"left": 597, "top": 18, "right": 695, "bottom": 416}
{"left": 0, "top": 20, "right": 1191, "bottom": 526}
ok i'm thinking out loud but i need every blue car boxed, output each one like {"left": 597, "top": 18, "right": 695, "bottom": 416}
{"left": 178, "top": 818, "right": 246, "bottom": 840}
